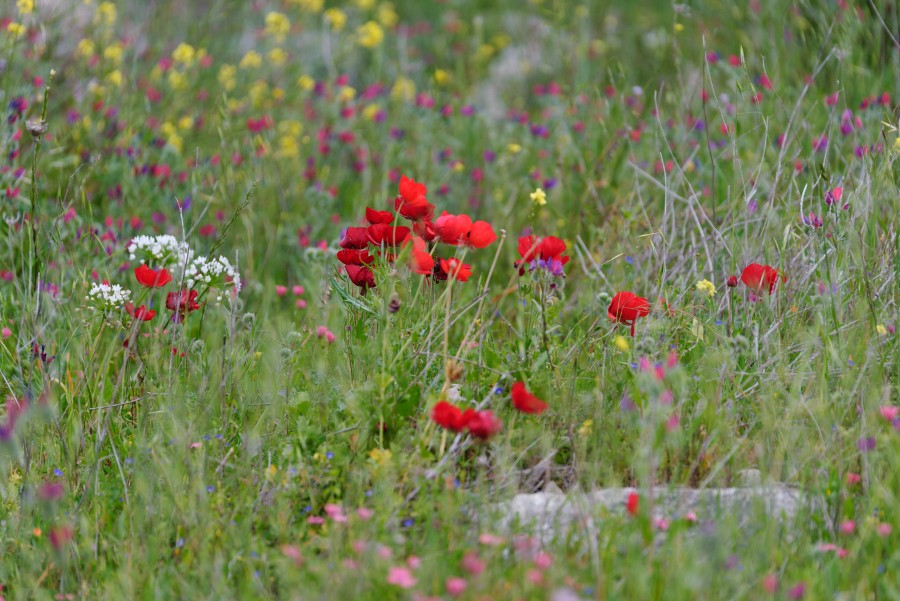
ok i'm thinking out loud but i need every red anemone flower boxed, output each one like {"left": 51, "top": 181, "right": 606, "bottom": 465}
{"left": 365, "top": 207, "right": 395, "bottom": 225}
{"left": 367, "top": 223, "right": 411, "bottom": 246}
{"left": 510, "top": 381, "right": 548, "bottom": 415}
{"left": 345, "top": 265, "right": 376, "bottom": 291}
{"left": 336, "top": 249, "right": 375, "bottom": 266}
{"left": 740, "top": 263, "right": 782, "bottom": 294}
{"left": 439, "top": 258, "right": 472, "bottom": 282}
{"left": 339, "top": 226, "right": 370, "bottom": 249}
{"left": 413, "top": 220, "right": 437, "bottom": 242}
{"left": 395, "top": 175, "right": 434, "bottom": 222}
{"left": 134, "top": 264, "right": 172, "bottom": 288}
{"left": 433, "top": 212, "right": 497, "bottom": 248}
{"left": 166, "top": 289, "right": 201, "bottom": 323}
{"left": 431, "top": 401, "right": 475, "bottom": 432}
{"left": 608, "top": 291, "right": 651, "bottom": 336}
{"left": 515, "top": 235, "right": 570, "bottom": 274}
{"left": 466, "top": 410, "right": 502, "bottom": 440}
{"left": 125, "top": 302, "right": 156, "bottom": 321}
{"left": 405, "top": 236, "right": 435, "bottom": 275}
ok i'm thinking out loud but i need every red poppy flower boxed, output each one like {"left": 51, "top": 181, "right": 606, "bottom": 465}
{"left": 727, "top": 275, "right": 739, "bottom": 288}
{"left": 626, "top": 491, "right": 639, "bottom": 516}
{"left": 135, "top": 264, "right": 172, "bottom": 288}
{"left": 125, "top": 302, "right": 156, "bottom": 321}
{"left": 510, "top": 381, "right": 548, "bottom": 415}
{"left": 367, "top": 223, "right": 411, "bottom": 246}
{"left": 365, "top": 207, "right": 394, "bottom": 225}
{"left": 515, "top": 235, "right": 570, "bottom": 274}
{"left": 433, "top": 212, "right": 497, "bottom": 248}
{"left": 405, "top": 236, "right": 435, "bottom": 275}
{"left": 166, "top": 289, "right": 201, "bottom": 323}
{"left": 608, "top": 291, "right": 651, "bottom": 336}
{"left": 413, "top": 220, "right": 437, "bottom": 242}
{"left": 439, "top": 258, "right": 472, "bottom": 282}
{"left": 431, "top": 401, "right": 475, "bottom": 432}
{"left": 466, "top": 410, "right": 502, "bottom": 440}
{"left": 336, "top": 249, "right": 375, "bottom": 266}
{"left": 740, "top": 263, "right": 781, "bottom": 294}
{"left": 345, "top": 265, "right": 376, "bottom": 291}
{"left": 339, "top": 226, "right": 370, "bottom": 249}
{"left": 395, "top": 175, "right": 434, "bottom": 222}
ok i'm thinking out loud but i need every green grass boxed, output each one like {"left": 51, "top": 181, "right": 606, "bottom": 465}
{"left": 0, "top": 0, "right": 898, "bottom": 598}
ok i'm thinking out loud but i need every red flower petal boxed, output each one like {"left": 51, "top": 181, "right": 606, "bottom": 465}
{"left": 510, "top": 381, "right": 548, "bottom": 415}
{"left": 134, "top": 264, "right": 172, "bottom": 288}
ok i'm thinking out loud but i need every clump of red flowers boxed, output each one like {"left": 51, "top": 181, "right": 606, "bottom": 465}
{"left": 608, "top": 291, "right": 651, "bottom": 336}
{"left": 337, "top": 175, "right": 497, "bottom": 293}
{"left": 515, "top": 235, "right": 569, "bottom": 277}
{"left": 431, "top": 401, "right": 502, "bottom": 440}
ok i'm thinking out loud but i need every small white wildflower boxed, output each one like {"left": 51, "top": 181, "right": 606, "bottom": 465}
{"left": 86, "top": 283, "right": 131, "bottom": 311}
{"left": 127, "top": 235, "right": 193, "bottom": 270}
{"left": 185, "top": 255, "right": 241, "bottom": 301}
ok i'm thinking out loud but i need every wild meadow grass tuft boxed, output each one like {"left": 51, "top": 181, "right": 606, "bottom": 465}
{"left": 0, "top": 0, "right": 898, "bottom": 598}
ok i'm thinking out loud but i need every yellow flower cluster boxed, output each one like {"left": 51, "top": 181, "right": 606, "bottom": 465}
{"left": 695, "top": 279, "right": 717, "bottom": 297}
{"left": 265, "top": 12, "right": 291, "bottom": 41}
{"left": 357, "top": 21, "right": 384, "bottom": 48}
{"left": 324, "top": 8, "right": 347, "bottom": 32}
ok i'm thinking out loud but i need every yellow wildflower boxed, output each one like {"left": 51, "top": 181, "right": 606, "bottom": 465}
{"left": 76, "top": 39, "right": 95, "bottom": 58}
{"left": 577, "top": 419, "right": 593, "bottom": 437}
{"left": 272, "top": 87, "right": 285, "bottom": 101}
{"left": 277, "top": 135, "right": 299, "bottom": 159}
{"left": 96, "top": 2, "right": 116, "bottom": 26}
{"left": 876, "top": 324, "right": 888, "bottom": 336}
{"left": 264, "top": 464, "right": 278, "bottom": 480}
{"left": 288, "top": 0, "right": 323, "bottom": 12}
{"left": 6, "top": 22, "right": 25, "bottom": 37}
{"left": 167, "top": 70, "right": 186, "bottom": 90}
{"left": 324, "top": 8, "right": 347, "bottom": 32}
{"left": 357, "top": 21, "right": 384, "bottom": 48}
{"left": 103, "top": 43, "right": 123, "bottom": 64}
{"left": 239, "top": 50, "right": 262, "bottom": 69}
{"left": 530, "top": 187, "right": 547, "bottom": 206}
{"left": 355, "top": 0, "right": 375, "bottom": 8}
{"left": 369, "top": 448, "right": 392, "bottom": 466}
{"left": 452, "top": 161, "right": 465, "bottom": 173}
{"left": 218, "top": 64, "right": 237, "bottom": 91}
{"left": 265, "top": 12, "right": 291, "bottom": 41}
{"left": 507, "top": 143, "right": 522, "bottom": 154}
{"left": 390, "top": 76, "right": 415, "bottom": 102}
{"left": 337, "top": 86, "right": 356, "bottom": 102}
{"left": 695, "top": 279, "right": 716, "bottom": 297}
{"left": 106, "top": 69, "right": 123, "bottom": 87}
{"left": 614, "top": 335, "right": 630, "bottom": 352}
{"left": 17, "top": 0, "right": 34, "bottom": 15}
{"left": 249, "top": 80, "right": 269, "bottom": 106}
{"left": 268, "top": 47, "right": 287, "bottom": 66}
{"left": 362, "top": 103, "right": 381, "bottom": 120}
{"left": 297, "top": 74, "right": 315, "bottom": 91}
{"left": 172, "top": 43, "right": 195, "bottom": 65}
{"left": 476, "top": 44, "right": 495, "bottom": 61}
{"left": 434, "top": 69, "right": 450, "bottom": 85}
{"left": 279, "top": 120, "right": 303, "bottom": 137}
{"left": 178, "top": 116, "right": 194, "bottom": 130}
{"left": 377, "top": 3, "right": 398, "bottom": 28}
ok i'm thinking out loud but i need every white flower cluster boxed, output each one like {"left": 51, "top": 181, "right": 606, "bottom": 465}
{"left": 86, "top": 283, "right": 131, "bottom": 311}
{"left": 127, "top": 235, "right": 193, "bottom": 270}
{"left": 185, "top": 255, "right": 241, "bottom": 301}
